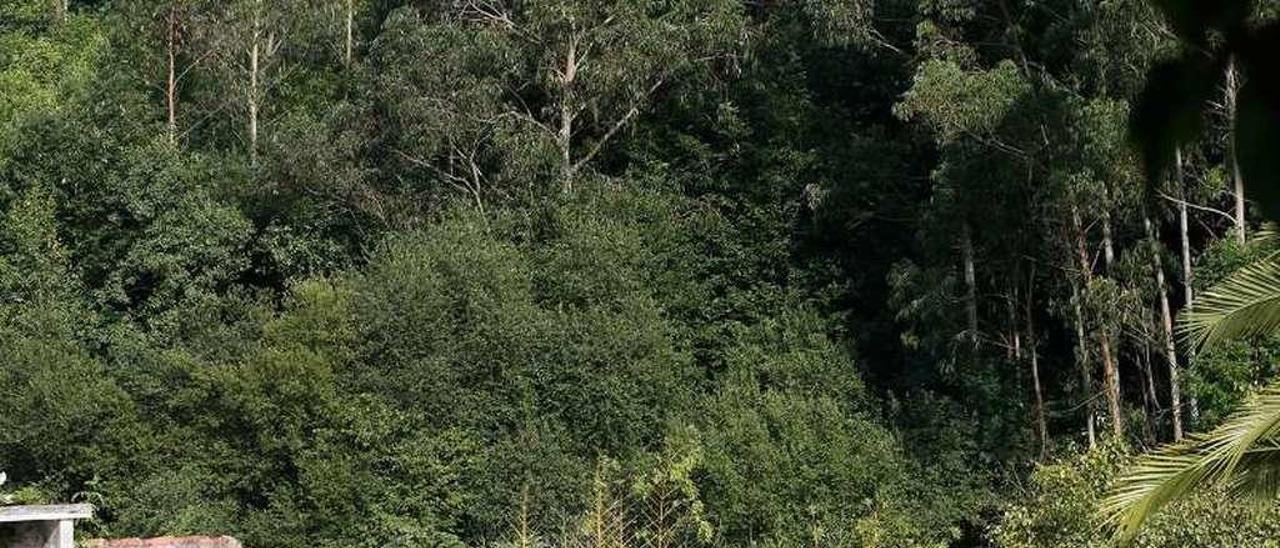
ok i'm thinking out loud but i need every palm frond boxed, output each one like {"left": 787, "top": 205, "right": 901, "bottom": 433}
{"left": 1251, "top": 222, "right": 1279, "bottom": 246}
{"left": 1227, "top": 439, "right": 1280, "bottom": 504}
{"left": 1102, "top": 383, "right": 1280, "bottom": 544}
{"left": 1179, "top": 259, "right": 1280, "bottom": 351}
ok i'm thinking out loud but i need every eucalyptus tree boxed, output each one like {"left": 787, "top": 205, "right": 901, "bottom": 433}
{"left": 1102, "top": 251, "right": 1280, "bottom": 543}
{"left": 114, "top": 0, "right": 214, "bottom": 144}
{"left": 361, "top": 8, "right": 523, "bottom": 214}
{"left": 893, "top": 14, "right": 1104, "bottom": 450}
{"left": 338, "top": 0, "right": 360, "bottom": 67}
{"left": 199, "top": 0, "right": 320, "bottom": 163}
{"left": 460, "top": 0, "right": 742, "bottom": 193}
{"left": 1225, "top": 59, "right": 1246, "bottom": 243}
{"left": 1102, "top": 0, "right": 1280, "bottom": 542}
{"left": 356, "top": 0, "right": 748, "bottom": 214}
{"left": 219, "top": 0, "right": 276, "bottom": 163}
{"left": 895, "top": 54, "right": 1031, "bottom": 343}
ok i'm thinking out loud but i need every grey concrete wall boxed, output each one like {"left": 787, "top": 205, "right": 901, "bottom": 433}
{"left": 83, "top": 536, "right": 242, "bottom": 548}
{"left": 2, "top": 520, "right": 72, "bottom": 548}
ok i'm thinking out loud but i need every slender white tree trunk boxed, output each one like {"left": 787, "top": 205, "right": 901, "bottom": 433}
{"left": 1175, "top": 147, "right": 1200, "bottom": 426}
{"left": 1072, "top": 281, "right": 1096, "bottom": 449}
{"left": 1099, "top": 314, "right": 1121, "bottom": 437}
{"left": 1102, "top": 212, "right": 1116, "bottom": 267}
{"left": 1026, "top": 275, "right": 1047, "bottom": 457}
{"left": 167, "top": 4, "right": 179, "bottom": 144}
{"left": 1146, "top": 214, "right": 1183, "bottom": 441}
{"left": 559, "top": 35, "right": 578, "bottom": 193}
{"left": 344, "top": 0, "right": 354, "bottom": 68}
{"left": 1072, "top": 201, "right": 1123, "bottom": 437}
{"left": 1143, "top": 312, "right": 1161, "bottom": 414}
{"left": 1007, "top": 284, "right": 1021, "bottom": 361}
{"left": 1139, "top": 335, "right": 1159, "bottom": 444}
{"left": 248, "top": 6, "right": 260, "bottom": 166}
{"left": 1227, "top": 58, "right": 1246, "bottom": 244}
{"left": 1030, "top": 329, "right": 1047, "bottom": 456}
{"left": 1176, "top": 148, "right": 1193, "bottom": 309}
{"left": 1102, "top": 185, "right": 1116, "bottom": 271}
{"left": 961, "top": 222, "right": 978, "bottom": 349}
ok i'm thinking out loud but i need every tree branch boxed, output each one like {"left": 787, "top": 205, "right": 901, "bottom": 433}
{"left": 569, "top": 76, "right": 665, "bottom": 175}
{"left": 1158, "top": 192, "right": 1236, "bottom": 223}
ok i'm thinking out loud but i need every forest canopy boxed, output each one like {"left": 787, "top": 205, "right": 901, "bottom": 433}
{"left": 2, "top": 0, "right": 1279, "bottom": 546}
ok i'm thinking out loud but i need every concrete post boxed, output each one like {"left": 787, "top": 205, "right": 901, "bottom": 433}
{"left": 0, "top": 504, "right": 92, "bottom": 548}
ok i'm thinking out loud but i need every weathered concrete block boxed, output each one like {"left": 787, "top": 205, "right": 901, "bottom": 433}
{"left": 82, "top": 536, "right": 242, "bottom": 548}
{"left": 0, "top": 505, "right": 91, "bottom": 548}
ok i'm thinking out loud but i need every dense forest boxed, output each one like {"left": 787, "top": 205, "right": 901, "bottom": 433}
{"left": 3, "top": 0, "right": 1280, "bottom": 546}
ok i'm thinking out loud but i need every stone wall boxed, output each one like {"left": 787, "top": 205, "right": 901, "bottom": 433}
{"left": 83, "top": 537, "right": 241, "bottom": 548}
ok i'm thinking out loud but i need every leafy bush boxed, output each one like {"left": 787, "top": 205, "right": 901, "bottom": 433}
{"left": 992, "top": 444, "right": 1280, "bottom": 547}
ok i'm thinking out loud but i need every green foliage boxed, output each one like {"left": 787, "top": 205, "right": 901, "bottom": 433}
{"left": 0, "top": 180, "right": 982, "bottom": 545}
{"left": 802, "top": 0, "right": 876, "bottom": 47}
{"left": 1128, "top": 0, "right": 1280, "bottom": 219}
{"left": 0, "top": 1, "right": 50, "bottom": 28}
{"left": 1102, "top": 377, "right": 1280, "bottom": 544}
{"left": 0, "top": 15, "right": 105, "bottom": 148}
{"left": 503, "top": 434, "right": 715, "bottom": 548}
{"left": 9, "top": 0, "right": 1277, "bottom": 546}
{"left": 0, "top": 473, "right": 52, "bottom": 507}
{"left": 995, "top": 444, "right": 1280, "bottom": 547}
{"left": 1103, "top": 227, "right": 1280, "bottom": 542}
{"left": 693, "top": 307, "right": 980, "bottom": 547}
{"left": 1188, "top": 336, "right": 1280, "bottom": 428}
{"left": 353, "top": 213, "right": 689, "bottom": 457}
{"left": 896, "top": 59, "right": 1030, "bottom": 142}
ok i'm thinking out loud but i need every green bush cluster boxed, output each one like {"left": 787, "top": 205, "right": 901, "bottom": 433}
{"left": 993, "top": 444, "right": 1280, "bottom": 547}
{"left": 0, "top": 181, "right": 980, "bottom": 545}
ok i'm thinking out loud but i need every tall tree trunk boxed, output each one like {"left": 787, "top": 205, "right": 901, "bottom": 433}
{"left": 1140, "top": 333, "right": 1158, "bottom": 445}
{"left": 1102, "top": 210, "right": 1116, "bottom": 270}
{"left": 1143, "top": 311, "right": 1161, "bottom": 414}
{"left": 1099, "top": 326, "right": 1121, "bottom": 438}
{"left": 1007, "top": 283, "right": 1021, "bottom": 361}
{"left": 1072, "top": 281, "right": 1097, "bottom": 449}
{"left": 1175, "top": 147, "right": 1200, "bottom": 426}
{"left": 1026, "top": 273, "right": 1047, "bottom": 457}
{"left": 166, "top": 4, "right": 179, "bottom": 144}
{"left": 52, "top": 0, "right": 66, "bottom": 23}
{"left": 962, "top": 221, "right": 979, "bottom": 349}
{"left": 558, "top": 36, "right": 578, "bottom": 193}
{"left": 344, "top": 0, "right": 354, "bottom": 68}
{"left": 1084, "top": 183, "right": 1114, "bottom": 447}
{"left": 1227, "top": 57, "right": 1246, "bottom": 244}
{"left": 248, "top": 6, "right": 260, "bottom": 167}
{"left": 1143, "top": 310, "right": 1163, "bottom": 440}
{"left": 1146, "top": 213, "right": 1184, "bottom": 441}
{"left": 1101, "top": 184, "right": 1116, "bottom": 271}
{"left": 1176, "top": 148, "right": 1194, "bottom": 309}
{"left": 1072, "top": 201, "right": 1123, "bottom": 438}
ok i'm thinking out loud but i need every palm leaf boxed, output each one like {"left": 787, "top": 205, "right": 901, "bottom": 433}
{"left": 1179, "top": 258, "right": 1280, "bottom": 351}
{"left": 1227, "top": 439, "right": 1280, "bottom": 504}
{"left": 1102, "top": 383, "right": 1280, "bottom": 544}
{"left": 1251, "top": 222, "right": 1279, "bottom": 246}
